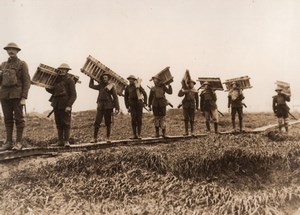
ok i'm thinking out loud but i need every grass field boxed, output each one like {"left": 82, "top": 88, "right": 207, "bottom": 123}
{"left": 0, "top": 110, "right": 300, "bottom": 214}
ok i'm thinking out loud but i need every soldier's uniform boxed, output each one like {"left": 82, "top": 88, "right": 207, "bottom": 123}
{"left": 273, "top": 87, "right": 290, "bottom": 132}
{"left": 46, "top": 63, "right": 77, "bottom": 147}
{"left": 200, "top": 82, "right": 218, "bottom": 133}
{"left": 228, "top": 82, "right": 245, "bottom": 132}
{"left": 148, "top": 77, "right": 172, "bottom": 137}
{"left": 124, "top": 75, "right": 147, "bottom": 139}
{"left": 89, "top": 74, "right": 119, "bottom": 142}
{"left": 178, "top": 80, "right": 199, "bottom": 135}
{"left": 0, "top": 43, "right": 31, "bottom": 151}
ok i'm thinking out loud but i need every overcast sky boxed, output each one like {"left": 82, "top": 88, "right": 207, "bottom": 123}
{"left": 1, "top": 0, "right": 300, "bottom": 113}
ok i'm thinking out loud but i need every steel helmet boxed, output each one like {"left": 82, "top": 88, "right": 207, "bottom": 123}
{"left": 57, "top": 63, "right": 72, "bottom": 70}
{"left": 127, "top": 75, "right": 137, "bottom": 80}
{"left": 188, "top": 79, "right": 196, "bottom": 84}
{"left": 202, "top": 81, "right": 210, "bottom": 86}
{"left": 4, "top": 42, "right": 21, "bottom": 51}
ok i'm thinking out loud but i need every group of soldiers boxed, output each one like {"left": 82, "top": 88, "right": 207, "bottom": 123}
{"left": 0, "top": 42, "right": 291, "bottom": 151}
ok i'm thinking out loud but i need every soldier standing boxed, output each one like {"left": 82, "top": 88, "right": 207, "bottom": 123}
{"left": 0, "top": 43, "right": 31, "bottom": 151}
{"left": 200, "top": 82, "right": 219, "bottom": 133}
{"left": 148, "top": 76, "right": 172, "bottom": 137}
{"left": 124, "top": 75, "right": 147, "bottom": 139}
{"left": 89, "top": 73, "right": 119, "bottom": 142}
{"left": 46, "top": 63, "right": 77, "bottom": 147}
{"left": 273, "top": 86, "right": 290, "bottom": 132}
{"left": 178, "top": 79, "right": 199, "bottom": 136}
{"left": 228, "top": 82, "right": 245, "bottom": 132}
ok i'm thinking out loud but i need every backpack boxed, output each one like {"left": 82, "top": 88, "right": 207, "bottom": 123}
{"left": 1, "top": 61, "right": 21, "bottom": 87}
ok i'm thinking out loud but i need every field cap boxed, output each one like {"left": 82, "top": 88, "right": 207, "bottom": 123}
{"left": 4, "top": 42, "right": 21, "bottom": 51}
{"left": 275, "top": 86, "right": 283, "bottom": 91}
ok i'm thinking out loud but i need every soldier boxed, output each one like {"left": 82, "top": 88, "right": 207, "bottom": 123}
{"left": 124, "top": 75, "right": 147, "bottom": 139}
{"left": 0, "top": 43, "right": 31, "bottom": 151}
{"left": 178, "top": 79, "right": 199, "bottom": 136}
{"left": 89, "top": 73, "right": 119, "bottom": 143}
{"left": 200, "top": 82, "right": 219, "bottom": 133}
{"left": 228, "top": 82, "right": 245, "bottom": 132}
{"left": 273, "top": 86, "right": 290, "bottom": 133}
{"left": 148, "top": 76, "right": 172, "bottom": 137}
{"left": 46, "top": 63, "right": 77, "bottom": 147}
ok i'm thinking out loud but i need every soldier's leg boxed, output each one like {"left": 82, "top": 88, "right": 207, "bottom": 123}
{"left": 183, "top": 108, "right": 189, "bottom": 135}
{"left": 284, "top": 116, "right": 289, "bottom": 133}
{"left": 104, "top": 109, "right": 113, "bottom": 140}
{"left": 0, "top": 99, "right": 14, "bottom": 150}
{"left": 212, "top": 109, "right": 219, "bottom": 133}
{"left": 153, "top": 106, "right": 160, "bottom": 137}
{"left": 52, "top": 109, "right": 64, "bottom": 146}
{"left": 136, "top": 105, "right": 143, "bottom": 138}
{"left": 160, "top": 106, "right": 167, "bottom": 137}
{"left": 92, "top": 107, "right": 104, "bottom": 142}
{"left": 204, "top": 111, "right": 211, "bottom": 132}
{"left": 62, "top": 110, "right": 71, "bottom": 147}
{"left": 231, "top": 108, "right": 237, "bottom": 131}
{"left": 278, "top": 117, "right": 284, "bottom": 132}
{"left": 130, "top": 106, "right": 138, "bottom": 139}
{"left": 190, "top": 108, "right": 196, "bottom": 135}
{"left": 11, "top": 99, "right": 25, "bottom": 150}
{"left": 238, "top": 107, "right": 244, "bottom": 132}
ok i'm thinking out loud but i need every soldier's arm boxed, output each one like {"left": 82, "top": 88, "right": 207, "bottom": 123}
{"left": 148, "top": 89, "right": 154, "bottom": 108}
{"left": 178, "top": 89, "right": 185, "bottom": 97}
{"left": 21, "top": 61, "right": 31, "bottom": 99}
{"left": 272, "top": 96, "right": 277, "bottom": 113}
{"left": 67, "top": 79, "right": 77, "bottom": 107}
{"left": 228, "top": 95, "right": 232, "bottom": 108}
{"left": 141, "top": 87, "right": 148, "bottom": 105}
{"left": 195, "top": 92, "right": 199, "bottom": 109}
{"left": 124, "top": 87, "right": 129, "bottom": 109}
{"left": 112, "top": 87, "right": 120, "bottom": 110}
{"left": 89, "top": 78, "right": 99, "bottom": 90}
{"left": 165, "top": 84, "right": 172, "bottom": 94}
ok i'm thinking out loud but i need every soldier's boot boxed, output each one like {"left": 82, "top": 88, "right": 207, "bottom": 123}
{"left": 0, "top": 126, "right": 13, "bottom": 151}
{"left": 190, "top": 121, "right": 195, "bottom": 136}
{"left": 214, "top": 123, "right": 218, "bottom": 134}
{"left": 184, "top": 121, "right": 189, "bottom": 136}
{"left": 63, "top": 128, "right": 71, "bottom": 147}
{"left": 205, "top": 122, "right": 211, "bottom": 132}
{"left": 52, "top": 129, "right": 64, "bottom": 146}
{"left": 0, "top": 141, "right": 13, "bottom": 151}
{"left": 155, "top": 127, "right": 160, "bottom": 138}
{"left": 137, "top": 124, "right": 142, "bottom": 139}
{"left": 13, "top": 127, "right": 24, "bottom": 150}
{"left": 91, "top": 127, "right": 99, "bottom": 143}
{"left": 106, "top": 124, "right": 111, "bottom": 143}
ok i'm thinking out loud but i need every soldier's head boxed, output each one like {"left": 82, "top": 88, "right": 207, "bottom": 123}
{"left": 231, "top": 81, "right": 239, "bottom": 89}
{"left": 57, "top": 63, "right": 71, "bottom": 76}
{"left": 275, "top": 86, "right": 283, "bottom": 94}
{"left": 152, "top": 76, "right": 161, "bottom": 86}
{"left": 202, "top": 81, "right": 210, "bottom": 89}
{"left": 101, "top": 73, "right": 110, "bottom": 84}
{"left": 188, "top": 80, "right": 196, "bottom": 88}
{"left": 127, "top": 75, "right": 137, "bottom": 85}
{"left": 4, "top": 42, "right": 21, "bottom": 58}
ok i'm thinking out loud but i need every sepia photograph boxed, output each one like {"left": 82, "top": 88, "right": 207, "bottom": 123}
{"left": 0, "top": 0, "right": 300, "bottom": 214}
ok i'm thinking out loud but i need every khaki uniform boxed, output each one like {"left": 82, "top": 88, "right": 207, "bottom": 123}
{"left": 273, "top": 92, "right": 290, "bottom": 132}
{"left": 228, "top": 88, "right": 245, "bottom": 131}
{"left": 200, "top": 88, "right": 218, "bottom": 132}
{"left": 0, "top": 56, "right": 31, "bottom": 143}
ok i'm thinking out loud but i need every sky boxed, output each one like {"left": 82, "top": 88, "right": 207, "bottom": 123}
{"left": 0, "top": 0, "right": 300, "bottom": 113}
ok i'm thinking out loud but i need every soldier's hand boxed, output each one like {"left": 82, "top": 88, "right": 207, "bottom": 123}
{"left": 115, "top": 109, "right": 120, "bottom": 114}
{"left": 20, "top": 98, "right": 26, "bottom": 106}
{"left": 65, "top": 107, "right": 72, "bottom": 112}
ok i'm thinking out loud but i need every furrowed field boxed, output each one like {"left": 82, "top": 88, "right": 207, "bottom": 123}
{"left": 1, "top": 109, "right": 300, "bottom": 214}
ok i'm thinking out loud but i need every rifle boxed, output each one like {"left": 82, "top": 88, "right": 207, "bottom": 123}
{"left": 288, "top": 112, "right": 298, "bottom": 120}
{"left": 47, "top": 109, "right": 54, "bottom": 118}
{"left": 218, "top": 110, "right": 224, "bottom": 117}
